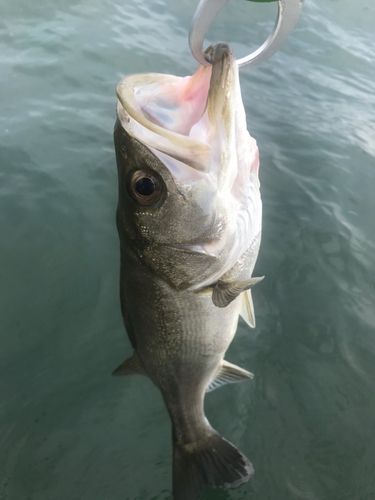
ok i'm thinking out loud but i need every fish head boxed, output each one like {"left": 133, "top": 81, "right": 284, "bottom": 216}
{"left": 115, "top": 43, "right": 261, "bottom": 291}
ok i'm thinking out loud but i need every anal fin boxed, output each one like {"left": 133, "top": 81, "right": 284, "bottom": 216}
{"left": 212, "top": 276, "right": 264, "bottom": 308}
{"left": 206, "top": 360, "right": 254, "bottom": 392}
{"left": 112, "top": 351, "right": 147, "bottom": 377}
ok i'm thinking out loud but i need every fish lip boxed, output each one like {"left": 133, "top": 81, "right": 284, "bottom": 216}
{"left": 206, "top": 42, "right": 235, "bottom": 67}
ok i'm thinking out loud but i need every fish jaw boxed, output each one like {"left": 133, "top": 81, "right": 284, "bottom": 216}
{"left": 187, "top": 43, "right": 262, "bottom": 288}
{"left": 116, "top": 67, "right": 212, "bottom": 173}
{"left": 115, "top": 42, "right": 262, "bottom": 291}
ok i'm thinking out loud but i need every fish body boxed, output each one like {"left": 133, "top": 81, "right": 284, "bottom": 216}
{"left": 113, "top": 43, "right": 262, "bottom": 499}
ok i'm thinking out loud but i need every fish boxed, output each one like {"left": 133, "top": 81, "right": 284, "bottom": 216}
{"left": 113, "top": 42, "right": 263, "bottom": 500}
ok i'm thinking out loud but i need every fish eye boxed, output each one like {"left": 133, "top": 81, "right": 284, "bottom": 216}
{"left": 134, "top": 177, "right": 155, "bottom": 197}
{"left": 129, "top": 170, "right": 164, "bottom": 206}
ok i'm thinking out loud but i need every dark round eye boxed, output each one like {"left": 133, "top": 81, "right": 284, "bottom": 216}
{"left": 134, "top": 177, "right": 155, "bottom": 197}
{"left": 128, "top": 170, "right": 164, "bottom": 206}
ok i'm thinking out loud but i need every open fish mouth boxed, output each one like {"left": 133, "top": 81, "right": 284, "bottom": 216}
{"left": 116, "top": 61, "right": 212, "bottom": 174}
{"left": 116, "top": 42, "right": 261, "bottom": 291}
{"left": 116, "top": 43, "right": 245, "bottom": 175}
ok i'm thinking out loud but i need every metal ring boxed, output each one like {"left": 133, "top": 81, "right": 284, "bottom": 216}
{"left": 189, "top": 0, "right": 303, "bottom": 70}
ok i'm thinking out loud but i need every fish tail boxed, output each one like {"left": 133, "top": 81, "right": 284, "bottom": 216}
{"left": 172, "top": 427, "right": 253, "bottom": 500}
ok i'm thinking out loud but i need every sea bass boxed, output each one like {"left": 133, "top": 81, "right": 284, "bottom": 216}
{"left": 113, "top": 43, "right": 262, "bottom": 499}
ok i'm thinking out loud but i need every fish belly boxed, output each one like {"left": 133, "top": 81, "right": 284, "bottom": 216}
{"left": 120, "top": 249, "right": 239, "bottom": 434}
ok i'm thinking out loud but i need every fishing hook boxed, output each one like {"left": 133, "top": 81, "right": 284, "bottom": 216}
{"left": 189, "top": 0, "right": 303, "bottom": 69}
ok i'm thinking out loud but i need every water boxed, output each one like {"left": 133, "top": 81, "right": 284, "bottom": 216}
{"left": 1, "top": 0, "right": 375, "bottom": 498}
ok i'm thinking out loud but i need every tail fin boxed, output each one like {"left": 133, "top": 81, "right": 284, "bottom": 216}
{"left": 173, "top": 429, "right": 253, "bottom": 500}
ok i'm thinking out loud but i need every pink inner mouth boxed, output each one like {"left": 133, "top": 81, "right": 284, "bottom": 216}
{"left": 135, "top": 65, "right": 212, "bottom": 137}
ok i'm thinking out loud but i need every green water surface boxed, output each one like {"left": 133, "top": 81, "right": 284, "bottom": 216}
{"left": 1, "top": 0, "right": 375, "bottom": 498}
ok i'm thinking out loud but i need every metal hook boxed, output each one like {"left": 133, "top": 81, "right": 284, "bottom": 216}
{"left": 189, "top": 0, "right": 303, "bottom": 70}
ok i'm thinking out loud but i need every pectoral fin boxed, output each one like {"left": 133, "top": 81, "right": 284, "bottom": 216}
{"left": 206, "top": 360, "right": 254, "bottom": 392}
{"left": 112, "top": 351, "right": 147, "bottom": 376}
{"left": 212, "top": 276, "right": 264, "bottom": 308}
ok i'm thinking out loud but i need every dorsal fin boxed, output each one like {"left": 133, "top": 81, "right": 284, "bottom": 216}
{"left": 112, "top": 351, "right": 147, "bottom": 376}
{"left": 206, "top": 360, "right": 254, "bottom": 392}
{"left": 212, "top": 276, "right": 264, "bottom": 308}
